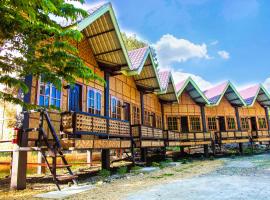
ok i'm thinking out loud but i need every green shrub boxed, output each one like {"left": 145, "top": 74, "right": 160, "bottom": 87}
{"left": 131, "top": 165, "right": 142, "bottom": 171}
{"left": 98, "top": 169, "right": 111, "bottom": 178}
{"left": 151, "top": 162, "right": 160, "bottom": 167}
{"left": 117, "top": 166, "right": 128, "bottom": 175}
{"left": 182, "top": 159, "right": 187, "bottom": 164}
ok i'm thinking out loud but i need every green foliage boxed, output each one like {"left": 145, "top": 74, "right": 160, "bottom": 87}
{"left": 117, "top": 166, "right": 128, "bottom": 175}
{"left": 121, "top": 32, "right": 146, "bottom": 51}
{"left": 98, "top": 169, "right": 111, "bottom": 178}
{"left": 131, "top": 165, "right": 142, "bottom": 171}
{"left": 0, "top": 0, "right": 104, "bottom": 108}
{"left": 151, "top": 162, "right": 160, "bottom": 167}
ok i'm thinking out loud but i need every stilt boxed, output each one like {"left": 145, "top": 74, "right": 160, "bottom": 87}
{"left": 37, "top": 151, "right": 46, "bottom": 174}
{"left": 239, "top": 143, "right": 243, "bottom": 155}
{"left": 203, "top": 144, "right": 209, "bottom": 157}
{"left": 141, "top": 148, "right": 147, "bottom": 163}
{"left": 87, "top": 150, "right": 92, "bottom": 167}
{"left": 101, "top": 149, "right": 110, "bottom": 170}
{"left": 180, "top": 146, "right": 185, "bottom": 156}
{"left": 211, "top": 141, "right": 216, "bottom": 156}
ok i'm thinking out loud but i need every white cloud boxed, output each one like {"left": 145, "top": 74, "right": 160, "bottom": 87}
{"left": 263, "top": 77, "right": 270, "bottom": 90}
{"left": 170, "top": 70, "right": 213, "bottom": 90}
{"left": 65, "top": 0, "right": 101, "bottom": 10}
{"left": 210, "top": 40, "right": 219, "bottom": 46}
{"left": 153, "top": 34, "right": 210, "bottom": 66}
{"left": 218, "top": 50, "right": 230, "bottom": 60}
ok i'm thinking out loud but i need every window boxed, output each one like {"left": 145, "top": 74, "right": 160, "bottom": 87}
{"left": 87, "top": 88, "right": 101, "bottom": 115}
{"left": 190, "top": 116, "right": 201, "bottom": 131}
{"left": 144, "top": 110, "right": 152, "bottom": 126}
{"left": 241, "top": 117, "right": 249, "bottom": 130}
{"left": 111, "top": 97, "right": 121, "bottom": 119}
{"left": 258, "top": 117, "right": 267, "bottom": 129}
{"left": 168, "top": 117, "right": 178, "bottom": 131}
{"left": 227, "top": 117, "right": 236, "bottom": 130}
{"left": 207, "top": 117, "right": 217, "bottom": 131}
{"left": 132, "top": 106, "right": 140, "bottom": 124}
{"left": 156, "top": 115, "right": 162, "bottom": 129}
{"left": 39, "top": 76, "right": 61, "bottom": 108}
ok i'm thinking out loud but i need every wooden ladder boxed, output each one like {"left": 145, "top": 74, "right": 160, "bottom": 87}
{"left": 23, "top": 109, "right": 78, "bottom": 190}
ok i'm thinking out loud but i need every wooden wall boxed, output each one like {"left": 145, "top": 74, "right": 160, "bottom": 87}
{"left": 163, "top": 91, "right": 202, "bottom": 131}
{"left": 205, "top": 97, "right": 237, "bottom": 131}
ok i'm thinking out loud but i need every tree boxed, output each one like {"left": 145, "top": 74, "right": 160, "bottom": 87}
{"left": 122, "top": 32, "right": 158, "bottom": 67}
{"left": 0, "top": 0, "right": 104, "bottom": 109}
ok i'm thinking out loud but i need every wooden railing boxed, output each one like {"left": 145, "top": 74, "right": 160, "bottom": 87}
{"left": 214, "top": 131, "right": 249, "bottom": 144}
{"left": 164, "top": 130, "right": 212, "bottom": 142}
{"left": 251, "top": 130, "right": 270, "bottom": 138}
{"left": 61, "top": 111, "right": 130, "bottom": 138}
{"left": 131, "top": 124, "right": 164, "bottom": 139}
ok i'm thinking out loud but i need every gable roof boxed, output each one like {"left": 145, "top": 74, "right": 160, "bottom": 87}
{"left": 126, "top": 47, "right": 161, "bottom": 92}
{"left": 157, "top": 71, "right": 178, "bottom": 102}
{"left": 204, "top": 81, "right": 246, "bottom": 106}
{"left": 176, "top": 77, "right": 209, "bottom": 105}
{"left": 239, "top": 84, "right": 270, "bottom": 107}
{"left": 72, "top": 2, "right": 132, "bottom": 72}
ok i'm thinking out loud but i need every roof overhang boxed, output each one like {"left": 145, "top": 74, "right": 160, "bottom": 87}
{"left": 244, "top": 85, "right": 270, "bottom": 107}
{"left": 76, "top": 3, "right": 132, "bottom": 72}
{"left": 209, "top": 82, "right": 246, "bottom": 107}
{"left": 158, "top": 72, "right": 178, "bottom": 103}
{"left": 177, "top": 78, "right": 209, "bottom": 105}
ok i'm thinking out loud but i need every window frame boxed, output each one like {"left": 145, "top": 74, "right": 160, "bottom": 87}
{"left": 38, "top": 76, "right": 62, "bottom": 109}
{"left": 226, "top": 116, "right": 236, "bottom": 130}
{"left": 241, "top": 117, "right": 250, "bottom": 130}
{"left": 111, "top": 96, "right": 122, "bottom": 120}
{"left": 167, "top": 116, "right": 178, "bottom": 131}
{"left": 207, "top": 116, "right": 217, "bottom": 131}
{"left": 132, "top": 105, "right": 140, "bottom": 125}
{"left": 189, "top": 116, "right": 201, "bottom": 132}
{"left": 258, "top": 117, "right": 267, "bottom": 130}
{"left": 87, "top": 87, "right": 102, "bottom": 115}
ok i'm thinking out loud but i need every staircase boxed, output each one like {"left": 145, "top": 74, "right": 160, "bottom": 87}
{"left": 23, "top": 109, "right": 77, "bottom": 190}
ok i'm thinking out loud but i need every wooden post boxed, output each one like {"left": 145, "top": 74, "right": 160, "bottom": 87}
{"left": 265, "top": 107, "right": 270, "bottom": 131}
{"left": 10, "top": 75, "right": 32, "bottom": 190}
{"left": 161, "top": 102, "right": 166, "bottom": 160}
{"left": 37, "top": 151, "right": 46, "bottom": 174}
{"left": 140, "top": 91, "right": 144, "bottom": 125}
{"left": 235, "top": 106, "right": 243, "bottom": 155}
{"left": 141, "top": 148, "right": 147, "bottom": 163}
{"left": 102, "top": 71, "right": 110, "bottom": 170}
{"left": 200, "top": 105, "right": 209, "bottom": 157}
{"left": 87, "top": 150, "right": 92, "bottom": 167}
{"left": 101, "top": 149, "right": 110, "bottom": 170}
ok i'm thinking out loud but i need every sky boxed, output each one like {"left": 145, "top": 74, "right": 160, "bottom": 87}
{"left": 79, "top": 0, "right": 270, "bottom": 90}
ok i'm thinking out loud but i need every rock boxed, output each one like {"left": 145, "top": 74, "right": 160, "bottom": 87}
{"left": 96, "top": 181, "right": 103, "bottom": 185}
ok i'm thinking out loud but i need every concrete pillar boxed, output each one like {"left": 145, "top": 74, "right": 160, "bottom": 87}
{"left": 11, "top": 75, "right": 32, "bottom": 190}
{"left": 87, "top": 150, "right": 92, "bottom": 167}
{"left": 101, "top": 149, "right": 110, "bottom": 170}
{"left": 37, "top": 151, "right": 46, "bottom": 174}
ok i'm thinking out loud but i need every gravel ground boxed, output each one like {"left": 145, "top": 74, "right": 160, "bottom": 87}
{"left": 125, "top": 154, "right": 270, "bottom": 200}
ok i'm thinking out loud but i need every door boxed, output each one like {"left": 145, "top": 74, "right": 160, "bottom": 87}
{"left": 250, "top": 117, "right": 257, "bottom": 131}
{"left": 218, "top": 116, "right": 226, "bottom": 131}
{"left": 180, "top": 116, "right": 189, "bottom": 133}
{"left": 69, "top": 84, "right": 82, "bottom": 111}
{"left": 152, "top": 113, "right": 156, "bottom": 128}
{"left": 123, "top": 102, "right": 131, "bottom": 121}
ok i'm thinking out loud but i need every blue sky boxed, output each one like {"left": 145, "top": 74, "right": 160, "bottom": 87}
{"left": 83, "top": 0, "right": 270, "bottom": 90}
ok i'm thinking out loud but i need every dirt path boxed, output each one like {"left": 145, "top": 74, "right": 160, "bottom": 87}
{"left": 125, "top": 154, "right": 270, "bottom": 200}
{"left": 65, "top": 159, "right": 223, "bottom": 200}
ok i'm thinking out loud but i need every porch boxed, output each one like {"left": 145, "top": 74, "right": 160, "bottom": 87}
{"left": 215, "top": 131, "right": 250, "bottom": 144}
{"left": 251, "top": 130, "right": 270, "bottom": 142}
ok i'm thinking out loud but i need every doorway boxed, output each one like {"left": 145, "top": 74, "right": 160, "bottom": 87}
{"left": 123, "top": 102, "right": 131, "bottom": 122}
{"left": 218, "top": 116, "right": 226, "bottom": 131}
{"left": 69, "top": 84, "right": 82, "bottom": 111}
{"left": 180, "top": 116, "right": 189, "bottom": 133}
{"left": 250, "top": 117, "right": 257, "bottom": 131}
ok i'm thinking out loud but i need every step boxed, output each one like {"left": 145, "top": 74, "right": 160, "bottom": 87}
{"left": 51, "top": 164, "right": 71, "bottom": 169}
{"left": 56, "top": 174, "right": 78, "bottom": 181}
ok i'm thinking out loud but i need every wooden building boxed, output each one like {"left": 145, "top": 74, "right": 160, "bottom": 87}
{"left": 4, "top": 2, "right": 270, "bottom": 190}
{"left": 239, "top": 85, "right": 270, "bottom": 142}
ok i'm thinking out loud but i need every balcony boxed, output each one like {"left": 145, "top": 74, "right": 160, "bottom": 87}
{"left": 251, "top": 130, "right": 270, "bottom": 142}
{"left": 214, "top": 131, "right": 250, "bottom": 144}
{"left": 61, "top": 111, "right": 130, "bottom": 138}
{"left": 164, "top": 130, "right": 212, "bottom": 142}
{"left": 131, "top": 124, "right": 164, "bottom": 139}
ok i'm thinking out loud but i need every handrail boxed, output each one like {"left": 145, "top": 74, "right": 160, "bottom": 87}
{"left": 44, "top": 111, "right": 61, "bottom": 148}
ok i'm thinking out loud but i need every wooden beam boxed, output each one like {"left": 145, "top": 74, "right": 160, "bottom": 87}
{"left": 135, "top": 76, "right": 157, "bottom": 82}
{"left": 94, "top": 48, "right": 122, "bottom": 57}
{"left": 87, "top": 28, "right": 115, "bottom": 39}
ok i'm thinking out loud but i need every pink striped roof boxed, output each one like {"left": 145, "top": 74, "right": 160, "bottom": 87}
{"left": 158, "top": 71, "right": 170, "bottom": 90}
{"left": 204, "top": 82, "right": 228, "bottom": 99}
{"left": 239, "top": 85, "right": 260, "bottom": 100}
{"left": 128, "top": 47, "right": 148, "bottom": 70}
{"left": 175, "top": 79, "right": 187, "bottom": 92}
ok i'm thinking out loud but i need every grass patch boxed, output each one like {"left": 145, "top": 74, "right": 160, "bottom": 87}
{"left": 98, "top": 169, "right": 111, "bottom": 178}
{"left": 117, "top": 166, "right": 128, "bottom": 175}
{"left": 150, "top": 173, "right": 174, "bottom": 179}
{"left": 131, "top": 165, "right": 142, "bottom": 171}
